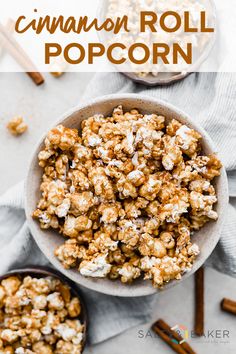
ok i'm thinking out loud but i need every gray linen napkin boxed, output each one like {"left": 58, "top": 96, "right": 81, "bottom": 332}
{"left": 0, "top": 72, "right": 236, "bottom": 344}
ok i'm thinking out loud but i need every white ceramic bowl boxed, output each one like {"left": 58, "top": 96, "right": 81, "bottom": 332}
{"left": 25, "top": 94, "right": 228, "bottom": 297}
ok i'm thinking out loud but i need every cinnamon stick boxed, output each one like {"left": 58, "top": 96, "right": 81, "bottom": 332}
{"left": 6, "top": 19, "right": 15, "bottom": 33}
{"left": 194, "top": 267, "right": 204, "bottom": 336}
{"left": 221, "top": 298, "right": 236, "bottom": 315}
{"left": 0, "top": 19, "right": 15, "bottom": 57}
{"left": 152, "top": 319, "right": 196, "bottom": 354}
{"left": 153, "top": 323, "right": 187, "bottom": 354}
{"left": 0, "top": 22, "right": 44, "bottom": 85}
{"left": 26, "top": 72, "right": 45, "bottom": 86}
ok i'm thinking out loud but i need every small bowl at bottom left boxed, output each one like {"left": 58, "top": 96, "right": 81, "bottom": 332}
{"left": 0, "top": 266, "right": 88, "bottom": 354}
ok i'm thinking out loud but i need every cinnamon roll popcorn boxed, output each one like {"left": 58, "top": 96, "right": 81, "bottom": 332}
{"left": 33, "top": 106, "right": 222, "bottom": 288}
{"left": 0, "top": 275, "right": 84, "bottom": 353}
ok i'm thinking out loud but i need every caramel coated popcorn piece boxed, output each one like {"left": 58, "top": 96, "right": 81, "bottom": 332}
{"left": 70, "top": 191, "right": 94, "bottom": 216}
{"left": 55, "top": 239, "right": 81, "bottom": 268}
{"left": 89, "top": 167, "right": 115, "bottom": 200}
{"left": 55, "top": 340, "right": 82, "bottom": 354}
{"left": 7, "top": 117, "right": 28, "bottom": 136}
{"left": 119, "top": 262, "right": 141, "bottom": 283}
{"left": 1, "top": 276, "right": 21, "bottom": 296}
{"left": 46, "top": 125, "right": 78, "bottom": 151}
{"left": 98, "top": 202, "right": 122, "bottom": 223}
{"left": 33, "top": 106, "right": 222, "bottom": 288}
{"left": 162, "top": 136, "right": 183, "bottom": 171}
{"left": 139, "top": 234, "right": 167, "bottom": 258}
{"left": 139, "top": 174, "right": 162, "bottom": 200}
{"left": 67, "top": 298, "right": 81, "bottom": 318}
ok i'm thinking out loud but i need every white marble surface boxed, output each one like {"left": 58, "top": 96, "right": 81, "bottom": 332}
{"left": 0, "top": 73, "right": 235, "bottom": 354}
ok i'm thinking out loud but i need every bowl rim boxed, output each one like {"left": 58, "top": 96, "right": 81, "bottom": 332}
{"left": 0, "top": 266, "right": 88, "bottom": 352}
{"left": 25, "top": 93, "right": 229, "bottom": 297}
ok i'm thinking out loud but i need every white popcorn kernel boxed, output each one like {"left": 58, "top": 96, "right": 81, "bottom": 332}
{"left": 79, "top": 254, "right": 111, "bottom": 278}
{"left": 87, "top": 135, "right": 102, "bottom": 147}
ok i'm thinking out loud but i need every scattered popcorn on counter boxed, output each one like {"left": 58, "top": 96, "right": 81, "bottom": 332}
{"left": 33, "top": 106, "right": 222, "bottom": 288}
{"left": 7, "top": 117, "right": 28, "bottom": 136}
{"left": 50, "top": 57, "right": 68, "bottom": 78}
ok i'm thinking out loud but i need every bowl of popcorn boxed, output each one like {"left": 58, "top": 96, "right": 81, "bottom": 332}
{"left": 100, "top": 0, "right": 216, "bottom": 85}
{"left": 0, "top": 267, "right": 87, "bottom": 353}
{"left": 25, "top": 94, "right": 228, "bottom": 297}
